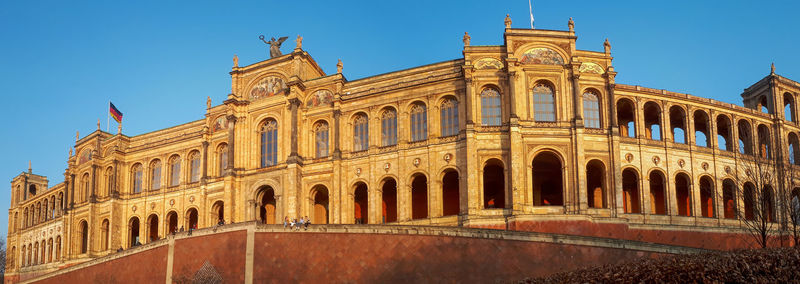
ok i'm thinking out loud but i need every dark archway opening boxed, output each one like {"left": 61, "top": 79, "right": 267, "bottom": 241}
{"left": 649, "top": 171, "right": 666, "bottom": 215}
{"left": 148, "top": 214, "right": 159, "bottom": 241}
{"left": 532, "top": 152, "right": 563, "bottom": 206}
{"left": 622, "top": 169, "right": 640, "bottom": 213}
{"left": 411, "top": 174, "right": 428, "bottom": 219}
{"left": 442, "top": 170, "right": 460, "bottom": 216}
{"left": 354, "top": 183, "right": 368, "bottom": 224}
{"left": 259, "top": 186, "right": 276, "bottom": 224}
{"left": 483, "top": 160, "right": 505, "bottom": 209}
{"left": 313, "top": 186, "right": 329, "bottom": 224}
{"left": 586, "top": 160, "right": 605, "bottom": 208}
{"left": 382, "top": 178, "right": 397, "bottom": 223}
{"left": 676, "top": 174, "right": 692, "bottom": 217}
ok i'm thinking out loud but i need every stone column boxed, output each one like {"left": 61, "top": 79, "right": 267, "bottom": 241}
{"left": 90, "top": 165, "right": 97, "bottom": 202}
{"left": 69, "top": 174, "right": 76, "bottom": 208}
{"left": 333, "top": 110, "right": 342, "bottom": 159}
{"left": 226, "top": 115, "right": 237, "bottom": 173}
{"left": 287, "top": 98, "right": 301, "bottom": 163}
{"left": 201, "top": 141, "right": 209, "bottom": 183}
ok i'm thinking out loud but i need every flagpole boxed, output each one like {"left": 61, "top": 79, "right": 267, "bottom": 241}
{"left": 107, "top": 100, "right": 110, "bottom": 132}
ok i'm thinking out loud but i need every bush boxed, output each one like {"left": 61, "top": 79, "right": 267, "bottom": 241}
{"left": 521, "top": 247, "right": 800, "bottom": 283}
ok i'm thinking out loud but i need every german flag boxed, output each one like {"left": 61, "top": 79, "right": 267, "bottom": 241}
{"left": 109, "top": 102, "right": 123, "bottom": 123}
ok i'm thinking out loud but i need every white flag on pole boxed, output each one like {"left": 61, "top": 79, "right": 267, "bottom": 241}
{"left": 529, "top": 0, "right": 534, "bottom": 29}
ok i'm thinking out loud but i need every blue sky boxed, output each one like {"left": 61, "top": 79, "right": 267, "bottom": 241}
{"left": 0, "top": 1, "right": 798, "bottom": 237}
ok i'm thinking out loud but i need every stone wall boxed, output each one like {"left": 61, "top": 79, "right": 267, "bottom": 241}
{"left": 13, "top": 222, "right": 708, "bottom": 283}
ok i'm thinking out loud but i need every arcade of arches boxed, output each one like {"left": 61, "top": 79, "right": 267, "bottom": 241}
{"left": 7, "top": 21, "right": 800, "bottom": 279}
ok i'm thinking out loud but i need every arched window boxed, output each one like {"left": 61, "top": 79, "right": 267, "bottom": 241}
{"left": 81, "top": 173, "right": 90, "bottom": 202}
{"left": 785, "top": 92, "right": 796, "bottom": 123}
{"left": 353, "top": 114, "right": 369, "bottom": 152}
{"left": 789, "top": 133, "right": 800, "bottom": 165}
{"left": 699, "top": 176, "right": 715, "bottom": 218}
{"left": 723, "top": 179, "right": 736, "bottom": 219}
{"left": 694, "top": 110, "right": 710, "bottom": 147}
{"left": 381, "top": 109, "right": 397, "bottom": 146}
{"left": 260, "top": 119, "right": 278, "bottom": 167}
{"left": 533, "top": 83, "right": 555, "bottom": 122}
{"left": 440, "top": 98, "right": 459, "bottom": 137}
{"left": 481, "top": 88, "right": 501, "bottom": 126}
{"left": 738, "top": 120, "right": 753, "bottom": 155}
{"left": 410, "top": 103, "right": 428, "bottom": 141}
{"left": 315, "top": 121, "right": 329, "bottom": 158}
{"left": 670, "top": 106, "right": 687, "bottom": 144}
{"left": 189, "top": 151, "right": 201, "bottom": 183}
{"left": 583, "top": 90, "right": 600, "bottom": 128}
{"left": 169, "top": 155, "right": 181, "bottom": 187}
{"left": 150, "top": 160, "right": 161, "bottom": 190}
{"left": 716, "top": 115, "right": 733, "bottom": 151}
{"left": 758, "top": 124, "right": 771, "bottom": 159}
{"left": 218, "top": 143, "right": 228, "bottom": 175}
{"left": 643, "top": 102, "right": 662, "bottom": 140}
{"left": 617, "top": 99, "right": 636, "bottom": 137}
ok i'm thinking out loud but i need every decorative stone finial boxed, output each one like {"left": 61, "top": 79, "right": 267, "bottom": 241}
{"left": 117, "top": 121, "right": 122, "bottom": 134}
{"left": 76, "top": 131, "right": 80, "bottom": 142}
{"left": 97, "top": 119, "right": 101, "bottom": 130}
{"left": 28, "top": 160, "right": 32, "bottom": 173}
{"left": 604, "top": 38, "right": 611, "bottom": 54}
{"left": 233, "top": 54, "right": 238, "bottom": 67}
{"left": 69, "top": 148, "right": 73, "bottom": 157}
{"left": 504, "top": 14, "right": 512, "bottom": 28}
{"left": 771, "top": 62, "right": 775, "bottom": 74}
{"left": 463, "top": 32, "right": 471, "bottom": 46}
{"left": 296, "top": 35, "right": 303, "bottom": 50}
{"left": 337, "top": 59, "right": 343, "bottom": 74}
{"left": 207, "top": 96, "right": 212, "bottom": 109}
{"left": 568, "top": 17, "right": 574, "bottom": 32}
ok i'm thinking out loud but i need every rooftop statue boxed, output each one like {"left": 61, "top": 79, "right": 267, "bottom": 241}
{"left": 259, "top": 35, "right": 288, "bottom": 58}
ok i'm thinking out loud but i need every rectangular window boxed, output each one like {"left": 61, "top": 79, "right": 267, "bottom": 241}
{"left": 534, "top": 93, "right": 555, "bottom": 122}
{"left": 583, "top": 98, "right": 600, "bottom": 128}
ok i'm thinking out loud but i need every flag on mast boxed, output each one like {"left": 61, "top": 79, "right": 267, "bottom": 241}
{"left": 529, "top": 0, "right": 535, "bottom": 29}
{"left": 109, "top": 102, "right": 123, "bottom": 123}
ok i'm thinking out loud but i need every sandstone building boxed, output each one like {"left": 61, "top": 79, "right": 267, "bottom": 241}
{"left": 6, "top": 16, "right": 800, "bottom": 277}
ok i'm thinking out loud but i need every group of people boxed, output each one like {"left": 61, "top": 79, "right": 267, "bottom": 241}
{"left": 284, "top": 216, "right": 311, "bottom": 231}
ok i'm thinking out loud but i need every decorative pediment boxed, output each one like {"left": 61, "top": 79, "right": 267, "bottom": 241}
{"left": 520, "top": 47, "right": 564, "bottom": 65}
{"left": 307, "top": 89, "right": 333, "bottom": 108}
{"left": 475, "top": 58, "right": 503, "bottom": 70}
{"left": 579, "top": 62, "right": 605, "bottom": 74}
{"left": 250, "top": 76, "right": 287, "bottom": 100}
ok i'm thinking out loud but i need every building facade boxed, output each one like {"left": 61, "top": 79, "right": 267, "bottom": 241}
{"left": 6, "top": 17, "right": 800, "bottom": 275}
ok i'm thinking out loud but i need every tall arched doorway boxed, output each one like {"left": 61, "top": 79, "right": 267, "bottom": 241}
{"left": 312, "top": 185, "right": 329, "bottom": 224}
{"left": 649, "top": 171, "right": 667, "bottom": 215}
{"left": 354, "top": 183, "right": 368, "bottom": 224}
{"left": 258, "top": 186, "right": 277, "bottom": 224}
{"left": 79, "top": 220, "right": 88, "bottom": 254}
{"left": 532, "top": 152, "right": 563, "bottom": 206}
{"left": 699, "top": 176, "right": 715, "bottom": 218}
{"left": 586, "top": 160, "right": 605, "bottom": 208}
{"left": 211, "top": 201, "right": 224, "bottom": 224}
{"left": 148, "top": 214, "right": 159, "bottom": 242}
{"left": 186, "top": 208, "right": 198, "bottom": 229}
{"left": 411, "top": 174, "right": 428, "bottom": 220}
{"left": 442, "top": 170, "right": 459, "bottom": 216}
{"left": 622, "top": 169, "right": 640, "bottom": 213}
{"left": 381, "top": 178, "right": 397, "bottom": 223}
{"left": 101, "top": 219, "right": 109, "bottom": 251}
{"left": 723, "top": 179, "right": 736, "bottom": 219}
{"left": 483, "top": 159, "right": 505, "bottom": 209}
{"left": 675, "top": 173, "right": 692, "bottom": 216}
{"left": 129, "top": 217, "right": 140, "bottom": 247}
{"left": 167, "top": 211, "right": 178, "bottom": 234}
